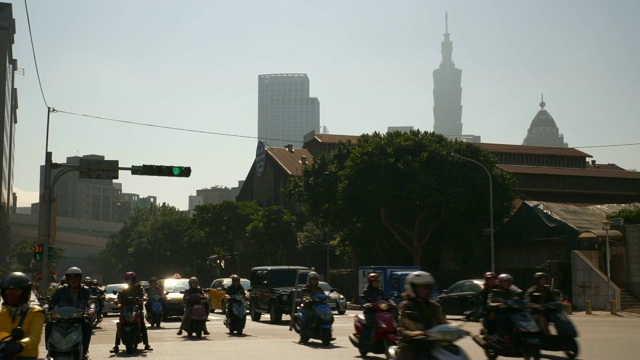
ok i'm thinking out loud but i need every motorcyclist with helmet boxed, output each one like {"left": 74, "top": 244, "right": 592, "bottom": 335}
{"left": 525, "top": 272, "right": 556, "bottom": 336}
{"left": 90, "top": 279, "right": 105, "bottom": 322}
{"left": 486, "top": 273, "right": 522, "bottom": 337}
{"left": 0, "top": 272, "right": 45, "bottom": 360}
{"left": 110, "top": 272, "right": 152, "bottom": 353}
{"left": 46, "top": 267, "right": 95, "bottom": 359}
{"left": 225, "top": 275, "right": 246, "bottom": 317}
{"left": 479, "top": 272, "right": 498, "bottom": 328}
{"left": 397, "top": 271, "right": 448, "bottom": 359}
{"left": 144, "top": 277, "right": 166, "bottom": 317}
{"left": 177, "top": 277, "right": 209, "bottom": 336}
{"left": 357, "top": 273, "right": 390, "bottom": 350}
{"left": 298, "top": 271, "right": 325, "bottom": 344}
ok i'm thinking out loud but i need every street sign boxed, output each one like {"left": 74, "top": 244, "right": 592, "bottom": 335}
{"left": 78, "top": 159, "right": 119, "bottom": 179}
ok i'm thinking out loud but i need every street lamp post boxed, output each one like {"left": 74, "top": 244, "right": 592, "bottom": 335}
{"left": 452, "top": 153, "right": 494, "bottom": 272}
{"left": 602, "top": 220, "right": 612, "bottom": 309}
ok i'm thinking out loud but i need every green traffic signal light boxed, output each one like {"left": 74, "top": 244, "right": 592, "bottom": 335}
{"left": 131, "top": 165, "right": 191, "bottom": 178}
{"left": 34, "top": 244, "right": 43, "bottom": 261}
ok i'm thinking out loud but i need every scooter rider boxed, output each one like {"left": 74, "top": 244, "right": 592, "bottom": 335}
{"left": 177, "top": 277, "right": 210, "bottom": 336}
{"left": 487, "top": 273, "right": 521, "bottom": 337}
{"left": 358, "top": 273, "right": 390, "bottom": 350}
{"left": 298, "top": 271, "right": 324, "bottom": 344}
{"left": 479, "top": 272, "right": 497, "bottom": 329}
{"left": 90, "top": 279, "right": 105, "bottom": 322}
{"left": 525, "top": 272, "right": 556, "bottom": 336}
{"left": 225, "top": 275, "right": 246, "bottom": 316}
{"left": 110, "top": 272, "right": 153, "bottom": 353}
{"left": 46, "top": 267, "right": 95, "bottom": 359}
{"left": 0, "top": 272, "right": 46, "bottom": 360}
{"left": 397, "top": 271, "right": 448, "bottom": 360}
{"left": 144, "top": 277, "right": 166, "bottom": 315}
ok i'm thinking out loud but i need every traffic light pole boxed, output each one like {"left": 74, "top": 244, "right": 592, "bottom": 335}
{"left": 39, "top": 151, "right": 53, "bottom": 297}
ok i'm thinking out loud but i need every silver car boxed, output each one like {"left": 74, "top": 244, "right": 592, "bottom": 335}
{"left": 319, "top": 281, "right": 347, "bottom": 315}
{"left": 102, "top": 283, "right": 127, "bottom": 316}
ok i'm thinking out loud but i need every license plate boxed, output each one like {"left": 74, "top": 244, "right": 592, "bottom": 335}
{"left": 328, "top": 302, "right": 336, "bottom": 307}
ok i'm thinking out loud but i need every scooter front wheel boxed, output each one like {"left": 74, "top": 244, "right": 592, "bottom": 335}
{"left": 564, "top": 337, "right": 579, "bottom": 359}
{"left": 522, "top": 343, "right": 541, "bottom": 360}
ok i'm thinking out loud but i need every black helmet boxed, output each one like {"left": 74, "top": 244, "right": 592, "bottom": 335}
{"left": 188, "top": 277, "right": 199, "bottom": 287}
{"left": 230, "top": 275, "right": 240, "bottom": 283}
{"left": 84, "top": 276, "right": 92, "bottom": 283}
{"left": 1, "top": 272, "right": 32, "bottom": 306}
{"left": 534, "top": 272, "right": 549, "bottom": 281}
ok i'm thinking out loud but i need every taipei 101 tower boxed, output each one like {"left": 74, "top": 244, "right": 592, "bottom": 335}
{"left": 433, "top": 12, "right": 463, "bottom": 137}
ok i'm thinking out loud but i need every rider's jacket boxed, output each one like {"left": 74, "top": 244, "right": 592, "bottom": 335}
{"left": 358, "top": 285, "right": 389, "bottom": 305}
{"left": 487, "top": 287, "right": 522, "bottom": 308}
{"left": 397, "top": 297, "right": 447, "bottom": 360}
{"left": 49, "top": 285, "right": 94, "bottom": 311}
{"left": 0, "top": 303, "right": 45, "bottom": 358}
{"left": 225, "top": 284, "right": 246, "bottom": 296}
{"left": 525, "top": 285, "right": 556, "bottom": 305}
{"left": 145, "top": 285, "right": 165, "bottom": 297}
{"left": 182, "top": 287, "right": 205, "bottom": 303}
{"left": 301, "top": 284, "right": 324, "bottom": 298}
{"left": 118, "top": 283, "right": 145, "bottom": 308}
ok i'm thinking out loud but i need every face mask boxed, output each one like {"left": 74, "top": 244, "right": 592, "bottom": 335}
{"left": 3, "top": 292, "right": 22, "bottom": 306}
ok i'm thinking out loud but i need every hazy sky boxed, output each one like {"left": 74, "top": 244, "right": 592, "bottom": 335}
{"left": 9, "top": 0, "right": 640, "bottom": 210}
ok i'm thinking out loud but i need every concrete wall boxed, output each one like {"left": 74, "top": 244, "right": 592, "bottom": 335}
{"left": 571, "top": 250, "right": 620, "bottom": 310}
{"left": 625, "top": 225, "right": 640, "bottom": 297}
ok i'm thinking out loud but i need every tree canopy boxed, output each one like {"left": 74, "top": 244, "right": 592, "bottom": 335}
{"left": 289, "top": 130, "right": 516, "bottom": 268}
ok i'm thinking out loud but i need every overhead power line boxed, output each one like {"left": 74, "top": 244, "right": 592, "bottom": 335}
{"left": 24, "top": 0, "right": 49, "bottom": 108}
{"left": 53, "top": 109, "right": 640, "bottom": 151}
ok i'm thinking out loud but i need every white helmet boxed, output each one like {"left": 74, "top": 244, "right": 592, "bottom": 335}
{"left": 405, "top": 271, "right": 436, "bottom": 299}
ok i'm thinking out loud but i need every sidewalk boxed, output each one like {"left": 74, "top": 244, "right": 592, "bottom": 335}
{"left": 567, "top": 310, "right": 640, "bottom": 318}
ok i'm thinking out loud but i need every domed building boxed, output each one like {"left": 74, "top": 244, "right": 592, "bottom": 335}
{"left": 522, "top": 96, "right": 568, "bottom": 148}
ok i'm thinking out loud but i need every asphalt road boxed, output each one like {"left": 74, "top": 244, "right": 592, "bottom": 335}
{"left": 36, "top": 309, "right": 640, "bottom": 360}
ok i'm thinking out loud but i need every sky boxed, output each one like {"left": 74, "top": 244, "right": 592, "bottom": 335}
{"left": 8, "top": 0, "right": 640, "bottom": 210}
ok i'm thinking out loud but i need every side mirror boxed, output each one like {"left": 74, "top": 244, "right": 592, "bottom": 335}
{"left": 11, "top": 327, "right": 25, "bottom": 340}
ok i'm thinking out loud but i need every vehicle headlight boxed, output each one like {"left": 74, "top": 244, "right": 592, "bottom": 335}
{"left": 282, "top": 295, "right": 289, "bottom": 301}
{"left": 339, "top": 295, "right": 345, "bottom": 300}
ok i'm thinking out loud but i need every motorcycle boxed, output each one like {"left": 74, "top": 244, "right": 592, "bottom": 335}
{"left": 349, "top": 300, "right": 398, "bottom": 358}
{"left": 293, "top": 293, "right": 334, "bottom": 345}
{"left": 472, "top": 297, "right": 542, "bottom": 360}
{"left": 87, "top": 295, "right": 101, "bottom": 329}
{"left": 43, "top": 298, "right": 94, "bottom": 360}
{"left": 534, "top": 301, "right": 579, "bottom": 359}
{"left": 145, "top": 294, "right": 164, "bottom": 328}
{"left": 387, "top": 310, "right": 470, "bottom": 360}
{"left": 117, "top": 296, "right": 144, "bottom": 354}
{"left": 224, "top": 294, "right": 247, "bottom": 335}
{"left": 182, "top": 292, "right": 209, "bottom": 338}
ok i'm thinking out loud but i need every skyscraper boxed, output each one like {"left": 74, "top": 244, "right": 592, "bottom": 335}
{"left": 522, "top": 96, "right": 568, "bottom": 148}
{"left": 258, "top": 73, "right": 320, "bottom": 148}
{"left": 0, "top": 3, "right": 17, "bottom": 262}
{"left": 433, "top": 13, "right": 463, "bottom": 136}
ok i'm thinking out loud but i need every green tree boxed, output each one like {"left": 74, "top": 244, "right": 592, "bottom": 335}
{"left": 94, "top": 204, "right": 192, "bottom": 282}
{"left": 246, "top": 206, "right": 297, "bottom": 264}
{"left": 291, "top": 130, "right": 516, "bottom": 267}
{"left": 191, "top": 200, "right": 262, "bottom": 266}
{"left": 607, "top": 205, "right": 640, "bottom": 225}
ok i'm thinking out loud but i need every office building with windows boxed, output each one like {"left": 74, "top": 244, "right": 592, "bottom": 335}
{"left": 258, "top": 73, "right": 320, "bottom": 148}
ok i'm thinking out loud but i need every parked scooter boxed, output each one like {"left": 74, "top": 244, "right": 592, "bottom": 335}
{"left": 387, "top": 310, "right": 470, "bottom": 360}
{"left": 117, "top": 296, "right": 144, "bottom": 354}
{"left": 349, "top": 300, "right": 398, "bottom": 358}
{"left": 293, "top": 293, "right": 334, "bottom": 345}
{"left": 472, "top": 298, "right": 542, "bottom": 360}
{"left": 224, "top": 294, "right": 248, "bottom": 335}
{"left": 534, "top": 301, "right": 579, "bottom": 359}
{"left": 145, "top": 294, "right": 164, "bottom": 328}
{"left": 43, "top": 297, "right": 95, "bottom": 360}
{"left": 183, "top": 292, "right": 209, "bottom": 338}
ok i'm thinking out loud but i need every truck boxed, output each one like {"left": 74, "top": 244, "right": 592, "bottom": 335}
{"left": 357, "top": 266, "right": 423, "bottom": 304}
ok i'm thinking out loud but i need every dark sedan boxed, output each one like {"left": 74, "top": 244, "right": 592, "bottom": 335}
{"left": 436, "top": 279, "right": 485, "bottom": 320}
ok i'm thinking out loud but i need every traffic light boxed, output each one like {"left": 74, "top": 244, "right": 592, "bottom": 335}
{"left": 34, "top": 244, "right": 43, "bottom": 261}
{"left": 131, "top": 165, "right": 191, "bottom": 178}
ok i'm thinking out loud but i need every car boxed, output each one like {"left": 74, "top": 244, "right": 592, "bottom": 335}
{"left": 248, "top": 266, "right": 312, "bottom": 323}
{"left": 208, "top": 277, "right": 251, "bottom": 313}
{"left": 103, "top": 283, "right": 127, "bottom": 316}
{"left": 318, "top": 281, "right": 347, "bottom": 315}
{"left": 159, "top": 277, "right": 191, "bottom": 319}
{"left": 437, "top": 279, "right": 521, "bottom": 321}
